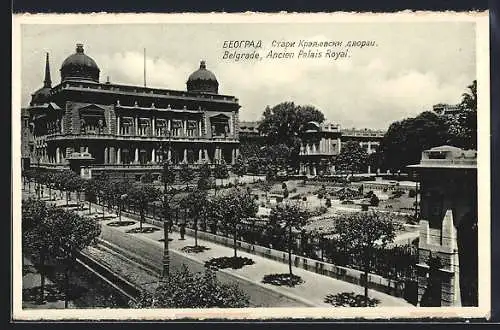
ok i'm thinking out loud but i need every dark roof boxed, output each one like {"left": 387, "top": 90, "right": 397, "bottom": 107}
{"left": 60, "top": 44, "right": 100, "bottom": 82}
{"left": 187, "top": 60, "right": 218, "bottom": 83}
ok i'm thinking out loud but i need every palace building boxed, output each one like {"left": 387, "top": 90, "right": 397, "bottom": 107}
{"left": 22, "top": 44, "right": 241, "bottom": 180}
{"left": 298, "top": 122, "right": 385, "bottom": 176}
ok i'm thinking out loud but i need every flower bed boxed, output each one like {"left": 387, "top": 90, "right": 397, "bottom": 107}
{"left": 204, "top": 256, "right": 255, "bottom": 270}
{"left": 180, "top": 245, "right": 210, "bottom": 254}
{"left": 261, "top": 273, "right": 304, "bottom": 287}
{"left": 107, "top": 221, "right": 136, "bottom": 227}
{"left": 324, "top": 292, "right": 380, "bottom": 307}
{"left": 125, "top": 227, "right": 160, "bottom": 234}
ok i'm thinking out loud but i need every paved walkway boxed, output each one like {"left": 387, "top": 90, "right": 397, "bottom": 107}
{"left": 22, "top": 187, "right": 414, "bottom": 307}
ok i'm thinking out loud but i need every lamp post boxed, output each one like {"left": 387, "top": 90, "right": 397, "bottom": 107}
{"left": 161, "top": 131, "right": 172, "bottom": 280}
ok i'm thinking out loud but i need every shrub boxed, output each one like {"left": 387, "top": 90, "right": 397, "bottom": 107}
{"left": 341, "top": 200, "right": 354, "bottom": 205}
{"left": 302, "top": 196, "right": 307, "bottom": 201}
{"left": 290, "top": 187, "right": 297, "bottom": 193}
{"left": 369, "top": 194, "right": 380, "bottom": 207}
{"left": 317, "top": 193, "right": 323, "bottom": 199}
{"left": 324, "top": 292, "right": 380, "bottom": 307}
{"left": 408, "top": 189, "right": 416, "bottom": 198}
{"left": 325, "top": 198, "right": 332, "bottom": 208}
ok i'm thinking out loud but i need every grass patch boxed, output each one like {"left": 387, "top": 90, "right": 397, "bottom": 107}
{"left": 324, "top": 292, "right": 380, "bottom": 307}
{"left": 205, "top": 256, "right": 255, "bottom": 270}
{"left": 261, "top": 273, "right": 304, "bottom": 287}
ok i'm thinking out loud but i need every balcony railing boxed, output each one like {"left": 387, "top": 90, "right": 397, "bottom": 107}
{"left": 45, "top": 133, "right": 239, "bottom": 143}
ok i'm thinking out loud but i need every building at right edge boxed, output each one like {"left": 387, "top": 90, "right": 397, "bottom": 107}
{"left": 408, "top": 145, "right": 478, "bottom": 307}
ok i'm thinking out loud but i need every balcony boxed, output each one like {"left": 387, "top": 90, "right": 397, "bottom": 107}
{"left": 45, "top": 133, "right": 239, "bottom": 144}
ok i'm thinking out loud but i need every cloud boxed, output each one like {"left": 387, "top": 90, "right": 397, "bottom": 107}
{"left": 20, "top": 22, "right": 476, "bottom": 131}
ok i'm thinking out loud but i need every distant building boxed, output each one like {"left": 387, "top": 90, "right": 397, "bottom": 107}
{"left": 433, "top": 103, "right": 463, "bottom": 116}
{"left": 239, "top": 121, "right": 266, "bottom": 145}
{"left": 298, "top": 122, "right": 385, "bottom": 176}
{"left": 298, "top": 121, "right": 342, "bottom": 175}
{"left": 22, "top": 44, "right": 241, "bottom": 180}
{"left": 408, "top": 145, "right": 478, "bottom": 307}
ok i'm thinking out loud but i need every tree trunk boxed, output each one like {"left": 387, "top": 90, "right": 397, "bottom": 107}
{"left": 88, "top": 201, "right": 92, "bottom": 215}
{"left": 66, "top": 191, "right": 69, "bottom": 206}
{"left": 102, "top": 197, "right": 105, "bottom": 220}
{"left": 140, "top": 209, "right": 144, "bottom": 230}
{"left": 194, "top": 218, "right": 198, "bottom": 247}
{"left": 64, "top": 261, "right": 70, "bottom": 308}
{"left": 233, "top": 224, "right": 238, "bottom": 258}
{"left": 162, "top": 215, "right": 170, "bottom": 280}
{"left": 364, "top": 266, "right": 369, "bottom": 306}
{"left": 288, "top": 224, "right": 293, "bottom": 285}
{"left": 39, "top": 251, "right": 46, "bottom": 303}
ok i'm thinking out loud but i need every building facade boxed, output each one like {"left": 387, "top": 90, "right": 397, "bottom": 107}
{"left": 298, "top": 122, "right": 385, "bottom": 176}
{"left": 22, "top": 44, "right": 241, "bottom": 180}
{"left": 408, "top": 145, "right": 478, "bottom": 307}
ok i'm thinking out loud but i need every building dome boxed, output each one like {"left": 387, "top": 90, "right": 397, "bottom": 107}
{"left": 30, "top": 52, "right": 53, "bottom": 106}
{"left": 60, "top": 43, "right": 100, "bottom": 83}
{"left": 186, "top": 60, "right": 219, "bottom": 94}
{"left": 30, "top": 86, "right": 51, "bottom": 106}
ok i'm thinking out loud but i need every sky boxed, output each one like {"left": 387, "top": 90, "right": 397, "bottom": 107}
{"left": 20, "top": 22, "right": 476, "bottom": 130}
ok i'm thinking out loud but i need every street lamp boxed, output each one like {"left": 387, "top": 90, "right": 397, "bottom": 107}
{"left": 161, "top": 130, "right": 172, "bottom": 280}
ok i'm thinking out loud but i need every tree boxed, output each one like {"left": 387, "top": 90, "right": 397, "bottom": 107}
{"left": 130, "top": 265, "right": 249, "bottom": 308}
{"left": 268, "top": 202, "right": 309, "bottom": 284}
{"left": 197, "top": 162, "right": 212, "bottom": 191}
{"left": 460, "top": 80, "right": 477, "bottom": 111}
{"left": 334, "top": 141, "right": 368, "bottom": 176}
{"left": 22, "top": 199, "right": 101, "bottom": 307}
{"left": 232, "top": 155, "right": 247, "bottom": 178}
{"left": 179, "top": 162, "right": 195, "bottom": 191}
{"left": 22, "top": 198, "right": 51, "bottom": 303}
{"left": 126, "top": 184, "right": 161, "bottom": 231}
{"left": 446, "top": 80, "right": 478, "bottom": 149}
{"left": 378, "top": 111, "right": 449, "bottom": 171}
{"left": 213, "top": 161, "right": 229, "bottom": 192}
{"left": 334, "top": 211, "right": 400, "bottom": 305}
{"left": 258, "top": 102, "right": 325, "bottom": 146}
{"left": 183, "top": 190, "right": 209, "bottom": 247}
{"left": 213, "top": 187, "right": 258, "bottom": 258}
{"left": 49, "top": 207, "right": 101, "bottom": 307}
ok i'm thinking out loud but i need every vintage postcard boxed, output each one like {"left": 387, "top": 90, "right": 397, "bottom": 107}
{"left": 11, "top": 11, "right": 490, "bottom": 320}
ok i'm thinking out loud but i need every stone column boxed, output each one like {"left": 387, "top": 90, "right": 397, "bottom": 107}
{"left": 167, "top": 148, "right": 172, "bottom": 161}
{"left": 204, "top": 149, "right": 209, "bottom": 163}
{"left": 168, "top": 119, "right": 171, "bottom": 132}
{"left": 183, "top": 119, "right": 187, "bottom": 136}
{"left": 231, "top": 148, "right": 236, "bottom": 164}
{"left": 235, "top": 148, "right": 240, "bottom": 159}
{"left": 198, "top": 121, "right": 202, "bottom": 136}
{"left": 151, "top": 148, "right": 156, "bottom": 164}
{"left": 117, "top": 116, "right": 120, "bottom": 134}
{"left": 104, "top": 147, "right": 109, "bottom": 164}
{"left": 117, "top": 148, "right": 121, "bottom": 164}
{"left": 135, "top": 116, "right": 139, "bottom": 135}
{"left": 109, "top": 146, "right": 116, "bottom": 164}
{"left": 183, "top": 148, "right": 188, "bottom": 163}
{"left": 198, "top": 149, "right": 203, "bottom": 163}
{"left": 134, "top": 147, "right": 139, "bottom": 164}
{"left": 152, "top": 117, "right": 156, "bottom": 136}
{"left": 367, "top": 141, "right": 372, "bottom": 154}
{"left": 55, "top": 147, "right": 60, "bottom": 163}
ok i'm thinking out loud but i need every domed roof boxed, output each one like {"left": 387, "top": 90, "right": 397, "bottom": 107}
{"left": 30, "top": 86, "right": 51, "bottom": 106}
{"left": 60, "top": 43, "right": 100, "bottom": 83}
{"left": 186, "top": 61, "right": 219, "bottom": 94}
{"left": 30, "top": 52, "right": 53, "bottom": 106}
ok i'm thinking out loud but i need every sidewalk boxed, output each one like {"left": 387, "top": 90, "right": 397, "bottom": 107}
{"left": 22, "top": 187, "right": 414, "bottom": 307}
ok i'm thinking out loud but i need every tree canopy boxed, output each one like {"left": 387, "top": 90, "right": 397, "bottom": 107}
{"left": 258, "top": 102, "right": 325, "bottom": 147}
{"left": 378, "top": 111, "right": 449, "bottom": 171}
{"left": 334, "top": 141, "right": 368, "bottom": 174}
{"left": 130, "top": 265, "right": 250, "bottom": 308}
